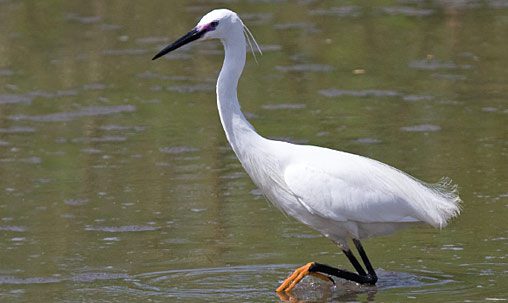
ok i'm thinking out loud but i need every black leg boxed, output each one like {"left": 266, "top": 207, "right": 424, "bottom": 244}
{"left": 353, "top": 239, "right": 377, "bottom": 282}
{"left": 307, "top": 239, "right": 378, "bottom": 285}
{"left": 308, "top": 262, "right": 377, "bottom": 285}
{"left": 343, "top": 249, "right": 367, "bottom": 276}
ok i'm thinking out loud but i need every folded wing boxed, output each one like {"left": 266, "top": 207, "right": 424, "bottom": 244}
{"left": 283, "top": 148, "right": 460, "bottom": 227}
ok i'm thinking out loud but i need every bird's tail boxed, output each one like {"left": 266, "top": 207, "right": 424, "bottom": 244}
{"left": 425, "top": 177, "right": 462, "bottom": 228}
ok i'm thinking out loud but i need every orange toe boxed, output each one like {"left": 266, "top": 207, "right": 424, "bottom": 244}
{"left": 276, "top": 262, "right": 317, "bottom": 293}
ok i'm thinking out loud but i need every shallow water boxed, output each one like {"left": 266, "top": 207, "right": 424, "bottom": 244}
{"left": 0, "top": 1, "right": 507, "bottom": 302}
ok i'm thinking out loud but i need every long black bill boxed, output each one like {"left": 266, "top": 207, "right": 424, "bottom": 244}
{"left": 152, "top": 28, "right": 204, "bottom": 60}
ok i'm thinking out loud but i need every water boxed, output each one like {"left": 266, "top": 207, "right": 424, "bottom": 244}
{"left": 0, "top": 1, "right": 507, "bottom": 302}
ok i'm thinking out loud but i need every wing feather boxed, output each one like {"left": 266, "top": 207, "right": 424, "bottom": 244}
{"left": 283, "top": 162, "right": 420, "bottom": 224}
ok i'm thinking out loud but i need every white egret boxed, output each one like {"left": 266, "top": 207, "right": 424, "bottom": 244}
{"left": 152, "top": 9, "right": 462, "bottom": 293}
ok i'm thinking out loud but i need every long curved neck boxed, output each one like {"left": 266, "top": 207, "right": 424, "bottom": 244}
{"left": 217, "top": 29, "right": 262, "bottom": 156}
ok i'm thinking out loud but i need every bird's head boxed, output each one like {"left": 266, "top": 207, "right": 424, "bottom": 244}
{"left": 152, "top": 9, "right": 244, "bottom": 60}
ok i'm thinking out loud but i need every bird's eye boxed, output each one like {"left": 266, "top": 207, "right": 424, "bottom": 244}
{"left": 210, "top": 21, "right": 219, "bottom": 28}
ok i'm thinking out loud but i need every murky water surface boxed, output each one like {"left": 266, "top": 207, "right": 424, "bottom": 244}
{"left": 1, "top": 1, "right": 507, "bottom": 302}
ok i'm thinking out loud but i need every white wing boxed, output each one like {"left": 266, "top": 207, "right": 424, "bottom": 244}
{"left": 284, "top": 164, "right": 419, "bottom": 224}
{"left": 282, "top": 146, "right": 460, "bottom": 227}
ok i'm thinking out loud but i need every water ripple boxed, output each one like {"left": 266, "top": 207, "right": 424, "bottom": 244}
{"left": 127, "top": 264, "right": 454, "bottom": 302}
{"left": 319, "top": 89, "right": 400, "bottom": 98}
{"left": 8, "top": 105, "right": 136, "bottom": 122}
{"left": 400, "top": 124, "right": 441, "bottom": 132}
{"left": 0, "top": 272, "right": 130, "bottom": 285}
{"left": 0, "top": 225, "right": 27, "bottom": 232}
{"left": 166, "top": 83, "right": 214, "bottom": 93}
{"left": 409, "top": 59, "right": 471, "bottom": 70}
{"left": 0, "top": 94, "right": 33, "bottom": 105}
{"left": 160, "top": 146, "right": 199, "bottom": 154}
{"left": 276, "top": 64, "right": 334, "bottom": 73}
{"left": 310, "top": 6, "right": 362, "bottom": 17}
{"left": 0, "top": 68, "right": 14, "bottom": 76}
{"left": 84, "top": 225, "right": 160, "bottom": 232}
{"left": 353, "top": 137, "right": 382, "bottom": 144}
{"left": 382, "top": 6, "right": 434, "bottom": 16}
{"left": 65, "top": 13, "right": 102, "bottom": 24}
{"left": 0, "top": 126, "right": 36, "bottom": 133}
{"left": 262, "top": 103, "right": 306, "bottom": 110}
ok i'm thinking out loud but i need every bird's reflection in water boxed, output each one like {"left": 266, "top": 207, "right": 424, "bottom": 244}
{"left": 276, "top": 278, "right": 378, "bottom": 302}
{"left": 274, "top": 268, "right": 444, "bottom": 302}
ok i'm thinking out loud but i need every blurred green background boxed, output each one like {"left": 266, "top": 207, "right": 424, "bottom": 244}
{"left": 0, "top": 0, "right": 507, "bottom": 302}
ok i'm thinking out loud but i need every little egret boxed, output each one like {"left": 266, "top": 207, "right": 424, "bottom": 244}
{"left": 152, "top": 9, "right": 462, "bottom": 293}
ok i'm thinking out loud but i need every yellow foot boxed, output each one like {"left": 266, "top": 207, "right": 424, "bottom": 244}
{"left": 276, "top": 262, "right": 333, "bottom": 293}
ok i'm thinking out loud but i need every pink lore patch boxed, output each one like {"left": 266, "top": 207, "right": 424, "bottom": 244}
{"left": 198, "top": 23, "right": 214, "bottom": 32}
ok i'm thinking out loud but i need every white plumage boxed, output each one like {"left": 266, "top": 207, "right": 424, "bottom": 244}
{"left": 234, "top": 137, "right": 460, "bottom": 247}
{"left": 152, "top": 8, "right": 462, "bottom": 290}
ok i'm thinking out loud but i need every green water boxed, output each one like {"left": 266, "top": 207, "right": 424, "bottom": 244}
{"left": 0, "top": 1, "right": 507, "bottom": 302}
